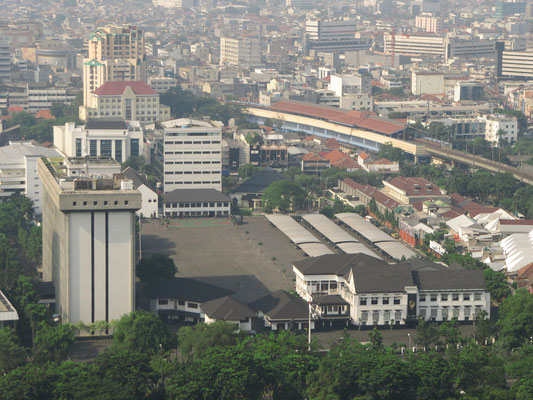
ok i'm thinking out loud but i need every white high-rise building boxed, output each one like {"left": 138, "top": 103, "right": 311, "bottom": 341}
{"left": 156, "top": 119, "right": 222, "bottom": 192}
{"left": 38, "top": 157, "right": 141, "bottom": 325}
{"left": 415, "top": 13, "right": 442, "bottom": 34}
{"left": 220, "top": 37, "right": 262, "bottom": 68}
{"left": 482, "top": 114, "right": 518, "bottom": 146}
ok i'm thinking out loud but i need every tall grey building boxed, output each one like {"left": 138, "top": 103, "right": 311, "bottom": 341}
{"left": 38, "top": 157, "right": 141, "bottom": 325}
{"left": 0, "top": 36, "right": 11, "bottom": 82}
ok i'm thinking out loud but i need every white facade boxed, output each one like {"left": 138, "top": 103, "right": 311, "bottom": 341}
{"left": 411, "top": 71, "right": 445, "bottom": 95}
{"left": 415, "top": 14, "right": 442, "bottom": 34}
{"left": 27, "top": 86, "right": 77, "bottom": 112}
{"left": 482, "top": 114, "right": 518, "bottom": 146}
{"left": 329, "top": 74, "right": 370, "bottom": 98}
{"left": 0, "top": 142, "right": 63, "bottom": 214}
{"left": 158, "top": 119, "right": 222, "bottom": 192}
{"left": 220, "top": 37, "right": 262, "bottom": 67}
{"left": 0, "top": 36, "right": 11, "bottom": 82}
{"left": 136, "top": 184, "right": 158, "bottom": 218}
{"left": 54, "top": 121, "right": 144, "bottom": 163}
{"left": 162, "top": 199, "right": 230, "bottom": 217}
{"left": 340, "top": 93, "right": 373, "bottom": 111}
{"left": 305, "top": 19, "right": 356, "bottom": 42}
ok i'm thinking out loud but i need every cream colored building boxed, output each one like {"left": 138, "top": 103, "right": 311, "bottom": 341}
{"left": 220, "top": 36, "right": 261, "bottom": 68}
{"left": 79, "top": 81, "right": 170, "bottom": 123}
{"left": 83, "top": 25, "right": 147, "bottom": 106}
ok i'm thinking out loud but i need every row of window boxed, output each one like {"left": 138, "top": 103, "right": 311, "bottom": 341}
{"left": 164, "top": 141, "right": 221, "bottom": 145}
{"left": 419, "top": 306, "right": 484, "bottom": 319}
{"left": 360, "top": 297, "right": 401, "bottom": 306}
{"left": 164, "top": 181, "right": 221, "bottom": 185}
{"left": 164, "top": 150, "right": 220, "bottom": 155}
{"left": 72, "top": 200, "right": 129, "bottom": 207}
{"left": 165, "top": 202, "right": 229, "bottom": 208}
{"left": 361, "top": 310, "right": 403, "bottom": 322}
{"left": 420, "top": 293, "right": 482, "bottom": 302}
{"left": 166, "top": 171, "right": 220, "bottom": 175}
{"left": 165, "top": 161, "right": 220, "bottom": 165}
{"left": 158, "top": 299, "right": 198, "bottom": 309}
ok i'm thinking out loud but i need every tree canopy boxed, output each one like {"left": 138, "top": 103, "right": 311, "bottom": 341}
{"left": 136, "top": 253, "right": 177, "bottom": 284}
{"left": 262, "top": 180, "right": 307, "bottom": 213}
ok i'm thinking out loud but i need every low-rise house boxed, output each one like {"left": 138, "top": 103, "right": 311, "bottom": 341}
{"left": 382, "top": 176, "right": 450, "bottom": 205}
{"left": 232, "top": 167, "right": 287, "bottom": 208}
{"left": 301, "top": 152, "right": 330, "bottom": 174}
{"left": 293, "top": 253, "right": 490, "bottom": 326}
{"left": 250, "top": 290, "right": 316, "bottom": 331}
{"left": 162, "top": 189, "right": 230, "bottom": 218}
{"left": 338, "top": 178, "right": 401, "bottom": 217}
{"left": 202, "top": 296, "right": 255, "bottom": 332}
{"left": 122, "top": 167, "right": 159, "bottom": 218}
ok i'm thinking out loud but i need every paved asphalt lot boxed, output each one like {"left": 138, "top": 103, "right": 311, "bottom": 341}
{"left": 140, "top": 217, "right": 305, "bottom": 303}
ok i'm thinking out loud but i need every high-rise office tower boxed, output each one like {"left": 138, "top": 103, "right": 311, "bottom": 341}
{"left": 82, "top": 26, "right": 147, "bottom": 106}
{"left": 38, "top": 157, "right": 141, "bottom": 325}
{"left": 0, "top": 36, "right": 11, "bottom": 82}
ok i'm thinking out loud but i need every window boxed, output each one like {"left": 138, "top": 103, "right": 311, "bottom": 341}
{"left": 419, "top": 294, "right": 426, "bottom": 302}
{"left": 75, "top": 138, "right": 82, "bottom": 157}
{"left": 101, "top": 140, "right": 112, "bottom": 157}
{"left": 395, "top": 311, "right": 402, "bottom": 320}
{"left": 178, "top": 300, "right": 185, "bottom": 306}
{"left": 463, "top": 294, "right": 470, "bottom": 301}
{"left": 419, "top": 308, "right": 427, "bottom": 318}
{"left": 371, "top": 297, "right": 378, "bottom": 305}
{"left": 393, "top": 297, "right": 401, "bottom": 305}
{"left": 452, "top": 293, "right": 459, "bottom": 301}
{"left": 158, "top": 299, "right": 168, "bottom": 305}
{"left": 453, "top": 307, "right": 460, "bottom": 317}
{"left": 320, "top": 283, "right": 328, "bottom": 291}
{"left": 430, "top": 294, "right": 437, "bottom": 302}
{"left": 360, "top": 298, "right": 367, "bottom": 305}
{"left": 115, "top": 140, "right": 122, "bottom": 162}
{"left": 464, "top": 307, "right": 471, "bottom": 318}
{"left": 104, "top": 201, "right": 108, "bottom": 206}
{"left": 382, "top": 297, "right": 389, "bottom": 305}
{"left": 430, "top": 308, "right": 438, "bottom": 319}
{"left": 83, "top": 201, "right": 87, "bottom": 206}
{"left": 90, "top": 140, "right": 97, "bottom": 157}
{"left": 188, "top": 302, "right": 198, "bottom": 309}
{"left": 383, "top": 311, "right": 390, "bottom": 321}
{"left": 114, "top": 201, "right": 118, "bottom": 205}
{"left": 372, "top": 312, "right": 379, "bottom": 322}
{"left": 131, "top": 139, "right": 139, "bottom": 157}
{"left": 361, "top": 311, "right": 368, "bottom": 321}
{"left": 93, "top": 201, "right": 98, "bottom": 206}
{"left": 125, "top": 201, "right": 129, "bottom": 205}
{"left": 72, "top": 202, "right": 77, "bottom": 206}
{"left": 442, "top": 307, "right": 448, "bottom": 319}
{"left": 474, "top": 293, "right": 482, "bottom": 301}
{"left": 441, "top": 294, "right": 448, "bottom": 301}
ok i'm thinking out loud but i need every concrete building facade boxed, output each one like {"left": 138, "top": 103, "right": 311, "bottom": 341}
{"left": 219, "top": 37, "right": 262, "bottom": 68}
{"left": 0, "top": 36, "right": 11, "bottom": 82}
{"left": 38, "top": 157, "right": 141, "bottom": 325}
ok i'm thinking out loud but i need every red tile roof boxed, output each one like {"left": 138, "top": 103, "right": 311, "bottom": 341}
{"left": 325, "top": 138, "right": 341, "bottom": 149}
{"left": 93, "top": 81, "right": 156, "bottom": 96}
{"left": 319, "top": 150, "right": 348, "bottom": 163}
{"left": 358, "top": 151, "right": 369, "bottom": 160}
{"left": 332, "top": 157, "right": 361, "bottom": 170}
{"left": 387, "top": 177, "right": 444, "bottom": 197}
{"left": 8, "top": 106, "right": 24, "bottom": 113}
{"left": 465, "top": 203, "right": 499, "bottom": 217}
{"left": 441, "top": 210, "right": 462, "bottom": 219}
{"left": 269, "top": 100, "right": 404, "bottom": 135}
{"left": 343, "top": 178, "right": 400, "bottom": 210}
{"left": 35, "top": 110, "right": 55, "bottom": 120}
{"left": 301, "top": 152, "right": 328, "bottom": 162}
{"left": 500, "top": 219, "right": 533, "bottom": 226}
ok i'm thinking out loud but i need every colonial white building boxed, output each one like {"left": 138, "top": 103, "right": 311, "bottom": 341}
{"left": 162, "top": 189, "right": 230, "bottom": 218}
{"left": 482, "top": 114, "right": 518, "bottom": 146}
{"left": 293, "top": 254, "right": 490, "bottom": 327}
{"left": 156, "top": 118, "right": 223, "bottom": 192}
{"left": 0, "top": 141, "right": 63, "bottom": 214}
{"left": 54, "top": 120, "right": 144, "bottom": 163}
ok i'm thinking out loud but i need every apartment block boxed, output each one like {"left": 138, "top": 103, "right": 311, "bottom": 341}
{"left": 0, "top": 36, "right": 11, "bottom": 82}
{"left": 83, "top": 25, "right": 147, "bottom": 106}
{"left": 38, "top": 157, "right": 141, "bottom": 325}
{"left": 156, "top": 118, "right": 223, "bottom": 192}
{"left": 219, "top": 36, "right": 262, "bottom": 68}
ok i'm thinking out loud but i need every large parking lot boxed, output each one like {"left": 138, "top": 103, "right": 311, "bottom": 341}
{"left": 141, "top": 217, "right": 306, "bottom": 303}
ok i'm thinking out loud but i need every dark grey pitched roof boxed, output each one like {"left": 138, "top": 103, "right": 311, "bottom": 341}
{"left": 250, "top": 290, "right": 311, "bottom": 321}
{"left": 86, "top": 120, "right": 128, "bottom": 130}
{"left": 122, "top": 167, "right": 155, "bottom": 191}
{"left": 201, "top": 296, "right": 255, "bottom": 321}
{"left": 162, "top": 189, "right": 230, "bottom": 203}
{"left": 414, "top": 270, "right": 487, "bottom": 291}
{"left": 144, "top": 278, "right": 234, "bottom": 303}
{"left": 314, "top": 294, "right": 349, "bottom": 305}
{"left": 353, "top": 265, "right": 415, "bottom": 293}
{"left": 233, "top": 168, "right": 288, "bottom": 194}
{"left": 293, "top": 253, "right": 388, "bottom": 276}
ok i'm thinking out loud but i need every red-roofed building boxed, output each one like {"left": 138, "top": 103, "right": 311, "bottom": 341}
{"left": 319, "top": 150, "right": 361, "bottom": 171}
{"left": 339, "top": 178, "right": 401, "bottom": 216}
{"left": 80, "top": 81, "right": 170, "bottom": 123}
{"left": 325, "top": 138, "right": 341, "bottom": 150}
{"left": 35, "top": 110, "right": 55, "bottom": 120}
{"left": 383, "top": 176, "right": 450, "bottom": 205}
{"left": 301, "top": 152, "right": 330, "bottom": 174}
{"left": 358, "top": 151, "right": 400, "bottom": 173}
{"left": 269, "top": 100, "right": 405, "bottom": 136}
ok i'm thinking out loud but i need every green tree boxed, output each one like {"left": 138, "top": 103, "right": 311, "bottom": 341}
{"left": 0, "top": 328, "right": 27, "bottom": 374}
{"left": 262, "top": 180, "right": 307, "bottom": 213}
{"left": 244, "top": 131, "right": 262, "bottom": 145}
{"left": 32, "top": 323, "right": 75, "bottom": 364}
{"left": 412, "top": 351, "right": 456, "bottom": 400}
{"left": 177, "top": 321, "right": 244, "bottom": 361}
{"left": 50, "top": 102, "right": 64, "bottom": 118}
{"left": 238, "top": 164, "right": 261, "bottom": 180}
{"left": 378, "top": 142, "right": 406, "bottom": 163}
{"left": 136, "top": 253, "right": 177, "bottom": 284}
{"left": 368, "top": 327, "right": 383, "bottom": 350}
{"left": 439, "top": 318, "right": 461, "bottom": 347}
{"left": 497, "top": 289, "right": 533, "bottom": 349}
{"left": 414, "top": 318, "right": 440, "bottom": 350}
{"left": 112, "top": 311, "right": 170, "bottom": 355}
{"left": 483, "top": 268, "right": 511, "bottom": 302}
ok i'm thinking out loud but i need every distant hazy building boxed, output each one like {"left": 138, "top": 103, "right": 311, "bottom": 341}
{"left": 155, "top": 118, "right": 223, "bottom": 192}
{"left": 220, "top": 37, "right": 262, "bottom": 68}
{"left": 0, "top": 36, "right": 11, "bottom": 82}
{"left": 38, "top": 157, "right": 141, "bottom": 325}
{"left": 304, "top": 19, "right": 371, "bottom": 54}
{"left": 54, "top": 120, "right": 144, "bottom": 163}
{"left": 415, "top": 13, "right": 442, "bottom": 34}
{"left": 148, "top": 76, "right": 178, "bottom": 94}
{"left": 83, "top": 26, "right": 147, "bottom": 106}
{"left": 496, "top": 43, "right": 533, "bottom": 80}
{"left": 79, "top": 80, "right": 170, "bottom": 123}
{"left": 482, "top": 114, "right": 518, "bottom": 146}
